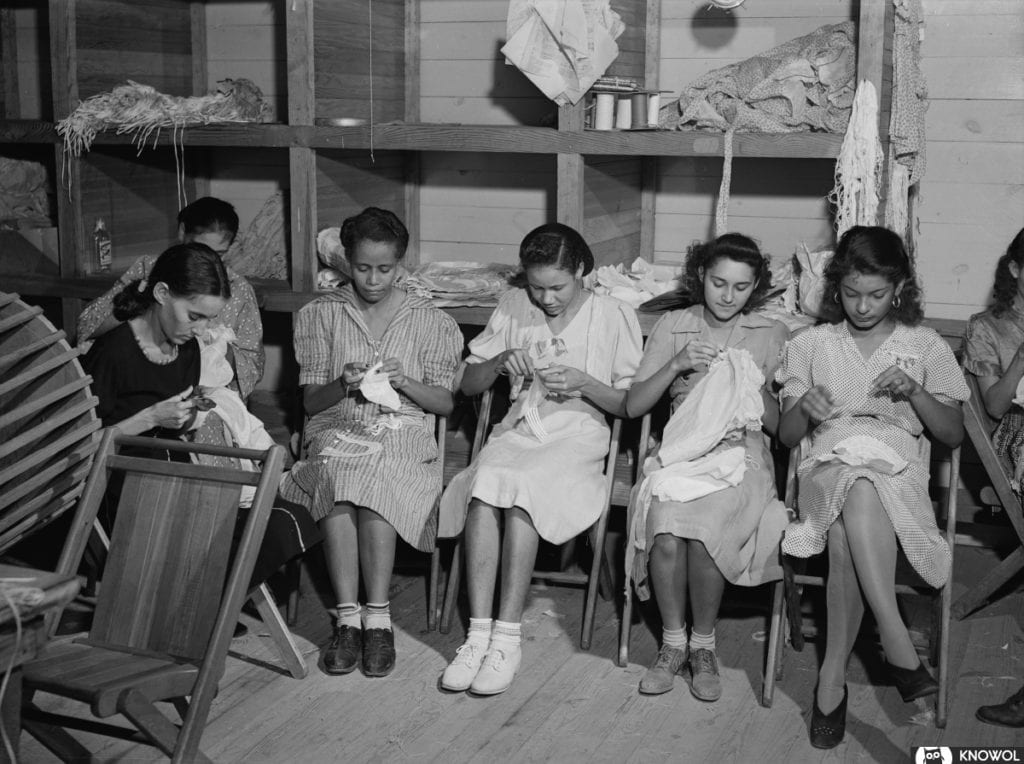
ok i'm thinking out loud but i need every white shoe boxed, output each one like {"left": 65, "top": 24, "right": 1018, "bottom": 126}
{"left": 469, "top": 643, "right": 521, "bottom": 696}
{"left": 440, "top": 640, "right": 488, "bottom": 692}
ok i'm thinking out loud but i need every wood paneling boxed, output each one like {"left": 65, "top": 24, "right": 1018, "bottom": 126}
{"left": 315, "top": 149, "right": 406, "bottom": 234}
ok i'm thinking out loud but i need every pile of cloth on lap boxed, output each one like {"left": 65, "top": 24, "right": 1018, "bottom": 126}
{"left": 659, "top": 21, "right": 856, "bottom": 134}
{"left": 403, "top": 261, "right": 518, "bottom": 307}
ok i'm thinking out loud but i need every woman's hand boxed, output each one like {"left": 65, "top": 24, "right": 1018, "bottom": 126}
{"left": 498, "top": 348, "right": 533, "bottom": 378}
{"left": 340, "top": 362, "right": 369, "bottom": 388}
{"left": 147, "top": 387, "right": 197, "bottom": 430}
{"left": 671, "top": 340, "right": 719, "bottom": 374}
{"left": 536, "top": 364, "right": 587, "bottom": 398}
{"left": 870, "top": 365, "right": 922, "bottom": 398}
{"left": 798, "top": 385, "right": 836, "bottom": 423}
{"left": 380, "top": 357, "right": 407, "bottom": 389}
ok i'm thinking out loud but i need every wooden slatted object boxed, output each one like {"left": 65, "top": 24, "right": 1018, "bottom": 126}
{"left": 0, "top": 291, "right": 101, "bottom": 554}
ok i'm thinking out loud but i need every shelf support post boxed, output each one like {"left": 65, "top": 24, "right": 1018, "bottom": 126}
{"left": 286, "top": 0, "right": 317, "bottom": 293}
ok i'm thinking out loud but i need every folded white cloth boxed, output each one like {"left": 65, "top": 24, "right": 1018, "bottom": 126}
{"left": 811, "top": 434, "right": 908, "bottom": 475}
{"left": 647, "top": 446, "right": 748, "bottom": 504}
{"left": 359, "top": 361, "right": 401, "bottom": 411}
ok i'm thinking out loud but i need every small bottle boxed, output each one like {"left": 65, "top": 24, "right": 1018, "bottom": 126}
{"left": 94, "top": 218, "right": 112, "bottom": 272}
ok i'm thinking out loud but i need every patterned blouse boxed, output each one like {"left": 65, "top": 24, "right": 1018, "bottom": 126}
{"left": 962, "top": 307, "right": 1024, "bottom": 380}
{"left": 76, "top": 255, "right": 264, "bottom": 399}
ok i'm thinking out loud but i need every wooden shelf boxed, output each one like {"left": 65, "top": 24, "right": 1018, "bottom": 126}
{"left": 0, "top": 119, "right": 844, "bottom": 159}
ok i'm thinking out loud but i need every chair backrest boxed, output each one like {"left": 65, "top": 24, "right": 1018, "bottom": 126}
{"left": 962, "top": 368, "right": 1023, "bottom": 516}
{"left": 0, "top": 291, "right": 101, "bottom": 553}
{"left": 51, "top": 429, "right": 285, "bottom": 664}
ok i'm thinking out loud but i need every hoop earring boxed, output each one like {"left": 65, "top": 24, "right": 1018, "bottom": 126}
{"left": 892, "top": 294, "right": 902, "bottom": 309}
{"left": 832, "top": 292, "right": 840, "bottom": 303}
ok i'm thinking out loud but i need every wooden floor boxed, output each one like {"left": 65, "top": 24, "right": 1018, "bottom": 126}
{"left": 16, "top": 540, "right": 1024, "bottom": 763}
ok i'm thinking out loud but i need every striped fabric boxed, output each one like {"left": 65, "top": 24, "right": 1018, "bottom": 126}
{"left": 776, "top": 322, "right": 969, "bottom": 587}
{"left": 279, "top": 286, "right": 462, "bottom": 551}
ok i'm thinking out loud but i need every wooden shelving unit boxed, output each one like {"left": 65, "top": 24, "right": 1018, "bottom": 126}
{"left": 0, "top": 0, "right": 893, "bottom": 335}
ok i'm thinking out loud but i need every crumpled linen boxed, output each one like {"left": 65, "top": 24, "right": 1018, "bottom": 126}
{"left": 810, "top": 435, "right": 909, "bottom": 475}
{"left": 660, "top": 22, "right": 856, "bottom": 134}
{"left": 359, "top": 361, "right": 402, "bottom": 412}
{"left": 501, "top": 0, "right": 624, "bottom": 106}
{"left": 404, "top": 261, "right": 517, "bottom": 307}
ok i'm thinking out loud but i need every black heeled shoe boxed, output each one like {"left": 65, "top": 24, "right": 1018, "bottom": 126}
{"left": 887, "top": 660, "right": 938, "bottom": 702}
{"left": 810, "top": 685, "right": 848, "bottom": 749}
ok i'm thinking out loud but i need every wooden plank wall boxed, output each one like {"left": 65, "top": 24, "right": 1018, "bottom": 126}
{"left": 316, "top": 149, "right": 406, "bottom": 234}
{"left": 314, "top": 0, "right": 405, "bottom": 123}
{"left": 10, "top": 5, "right": 50, "bottom": 120}
{"left": 653, "top": 0, "right": 855, "bottom": 264}
{"left": 916, "top": 0, "right": 1024, "bottom": 321}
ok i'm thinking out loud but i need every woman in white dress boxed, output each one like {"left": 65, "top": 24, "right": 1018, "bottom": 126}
{"left": 438, "top": 223, "right": 643, "bottom": 696}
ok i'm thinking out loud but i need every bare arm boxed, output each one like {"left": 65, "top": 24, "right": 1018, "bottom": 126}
{"left": 978, "top": 345, "right": 1024, "bottom": 419}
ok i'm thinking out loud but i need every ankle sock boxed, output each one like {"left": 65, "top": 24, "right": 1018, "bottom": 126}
{"left": 689, "top": 629, "right": 716, "bottom": 652}
{"left": 468, "top": 617, "right": 493, "bottom": 647}
{"left": 491, "top": 620, "right": 521, "bottom": 648}
{"left": 363, "top": 601, "right": 392, "bottom": 631}
{"left": 662, "top": 626, "right": 688, "bottom": 650}
{"left": 336, "top": 602, "right": 361, "bottom": 629}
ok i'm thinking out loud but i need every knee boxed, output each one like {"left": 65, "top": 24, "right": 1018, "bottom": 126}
{"left": 650, "top": 533, "right": 681, "bottom": 562}
{"left": 844, "top": 479, "right": 878, "bottom": 510}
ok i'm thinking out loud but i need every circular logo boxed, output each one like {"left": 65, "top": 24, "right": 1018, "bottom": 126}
{"left": 915, "top": 747, "right": 953, "bottom": 764}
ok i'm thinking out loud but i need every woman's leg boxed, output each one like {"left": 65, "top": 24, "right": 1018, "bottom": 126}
{"left": 841, "top": 478, "right": 919, "bottom": 669}
{"left": 817, "top": 516, "right": 865, "bottom": 713}
{"left": 496, "top": 507, "right": 540, "bottom": 623}
{"left": 648, "top": 533, "right": 689, "bottom": 631}
{"left": 357, "top": 508, "right": 398, "bottom": 605}
{"left": 687, "top": 540, "right": 725, "bottom": 635}
{"left": 465, "top": 499, "right": 502, "bottom": 619}
{"left": 321, "top": 501, "right": 360, "bottom": 606}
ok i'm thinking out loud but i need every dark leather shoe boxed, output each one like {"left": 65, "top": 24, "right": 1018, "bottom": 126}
{"left": 977, "top": 685, "right": 1024, "bottom": 728}
{"left": 324, "top": 624, "right": 361, "bottom": 675}
{"left": 362, "top": 628, "right": 396, "bottom": 677}
{"left": 810, "top": 686, "right": 847, "bottom": 749}
{"left": 887, "top": 660, "right": 939, "bottom": 702}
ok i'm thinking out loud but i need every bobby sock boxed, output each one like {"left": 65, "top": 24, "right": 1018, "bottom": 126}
{"left": 336, "top": 602, "right": 361, "bottom": 629}
{"left": 467, "top": 617, "right": 493, "bottom": 647}
{"left": 662, "top": 625, "right": 688, "bottom": 650}
{"left": 689, "top": 629, "right": 716, "bottom": 652}
{"left": 490, "top": 620, "right": 521, "bottom": 649}
{"left": 363, "top": 601, "right": 392, "bottom": 631}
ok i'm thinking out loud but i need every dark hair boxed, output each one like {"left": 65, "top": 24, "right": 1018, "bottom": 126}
{"left": 112, "top": 243, "right": 231, "bottom": 321}
{"left": 340, "top": 207, "right": 409, "bottom": 260}
{"left": 821, "top": 225, "right": 923, "bottom": 326}
{"left": 177, "top": 196, "right": 239, "bottom": 242}
{"left": 519, "top": 223, "right": 595, "bottom": 276}
{"left": 680, "top": 233, "right": 772, "bottom": 314}
{"left": 989, "top": 227, "right": 1024, "bottom": 318}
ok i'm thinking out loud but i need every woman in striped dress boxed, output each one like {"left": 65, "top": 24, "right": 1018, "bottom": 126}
{"left": 777, "top": 226, "right": 968, "bottom": 749}
{"left": 280, "top": 208, "right": 462, "bottom": 679}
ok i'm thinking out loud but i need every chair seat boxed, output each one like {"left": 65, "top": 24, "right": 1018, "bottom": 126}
{"left": 24, "top": 639, "right": 199, "bottom": 717}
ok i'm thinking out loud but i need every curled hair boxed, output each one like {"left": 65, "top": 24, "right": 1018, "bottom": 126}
{"left": 989, "top": 227, "right": 1024, "bottom": 318}
{"left": 340, "top": 207, "right": 409, "bottom": 260}
{"left": 178, "top": 197, "right": 239, "bottom": 241}
{"left": 112, "top": 243, "right": 231, "bottom": 321}
{"left": 821, "top": 225, "right": 923, "bottom": 326}
{"left": 680, "top": 232, "right": 772, "bottom": 314}
{"left": 518, "top": 222, "right": 595, "bottom": 276}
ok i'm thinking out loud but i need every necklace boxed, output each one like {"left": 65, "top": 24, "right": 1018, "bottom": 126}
{"left": 130, "top": 323, "right": 179, "bottom": 366}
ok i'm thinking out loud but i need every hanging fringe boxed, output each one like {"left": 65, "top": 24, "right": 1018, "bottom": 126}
{"left": 715, "top": 128, "right": 735, "bottom": 238}
{"left": 829, "top": 79, "right": 882, "bottom": 238}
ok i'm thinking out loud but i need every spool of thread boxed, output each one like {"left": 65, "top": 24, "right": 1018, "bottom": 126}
{"left": 615, "top": 95, "right": 632, "bottom": 130}
{"left": 647, "top": 93, "right": 661, "bottom": 127}
{"left": 630, "top": 93, "right": 647, "bottom": 128}
{"left": 594, "top": 93, "right": 615, "bottom": 130}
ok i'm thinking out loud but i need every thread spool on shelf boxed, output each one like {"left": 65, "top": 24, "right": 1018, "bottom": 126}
{"left": 614, "top": 94, "right": 632, "bottom": 130}
{"left": 594, "top": 93, "right": 615, "bottom": 130}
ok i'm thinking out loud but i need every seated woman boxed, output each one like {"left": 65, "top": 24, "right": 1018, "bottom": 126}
{"left": 77, "top": 196, "right": 264, "bottom": 400}
{"left": 777, "top": 226, "right": 968, "bottom": 749}
{"left": 438, "top": 223, "right": 643, "bottom": 696}
{"left": 963, "top": 227, "right": 1024, "bottom": 489}
{"left": 280, "top": 207, "right": 462, "bottom": 678}
{"left": 624, "top": 233, "right": 790, "bottom": 701}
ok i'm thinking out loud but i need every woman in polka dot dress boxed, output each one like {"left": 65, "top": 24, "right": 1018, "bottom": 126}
{"left": 776, "top": 226, "right": 968, "bottom": 749}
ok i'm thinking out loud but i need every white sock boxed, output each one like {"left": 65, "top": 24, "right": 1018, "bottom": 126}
{"left": 363, "top": 601, "right": 392, "bottom": 631}
{"left": 689, "top": 629, "right": 716, "bottom": 652}
{"left": 663, "top": 625, "right": 687, "bottom": 650}
{"left": 336, "top": 602, "right": 361, "bottom": 629}
{"left": 491, "top": 620, "right": 521, "bottom": 649}
{"left": 467, "top": 617, "right": 492, "bottom": 647}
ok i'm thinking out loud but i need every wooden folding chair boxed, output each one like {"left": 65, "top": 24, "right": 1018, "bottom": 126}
{"left": 615, "top": 412, "right": 787, "bottom": 709}
{"left": 764, "top": 438, "right": 959, "bottom": 727}
{"left": 953, "top": 371, "right": 1024, "bottom": 619}
{"left": 21, "top": 429, "right": 286, "bottom": 762}
{"left": 438, "top": 387, "right": 620, "bottom": 650}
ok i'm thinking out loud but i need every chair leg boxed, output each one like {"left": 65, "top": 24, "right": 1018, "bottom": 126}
{"left": 618, "top": 580, "right": 633, "bottom": 668}
{"left": 762, "top": 579, "right": 785, "bottom": 708}
{"left": 951, "top": 546, "right": 1024, "bottom": 620}
{"left": 428, "top": 546, "right": 441, "bottom": 631}
{"left": 21, "top": 708, "right": 98, "bottom": 764}
{"left": 119, "top": 689, "right": 200, "bottom": 762}
{"left": 782, "top": 556, "right": 806, "bottom": 652}
{"left": 285, "top": 558, "right": 302, "bottom": 627}
{"left": 440, "top": 539, "right": 462, "bottom": 634}
{"left": 251, "top": 583, "right": 309, "bottom": 679}
{"left": 582, "top": 506, "right": 612, "bottom": 651}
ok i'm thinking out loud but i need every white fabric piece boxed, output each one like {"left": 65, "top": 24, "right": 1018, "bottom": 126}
{"left": 796, "top": 244, "right": 833, "bottom": 319}
{"left": 1013, "top": 375, "right": 1024, "bottom": 406}
{"left": 198, "top": 324, "right": 237, "bottom": 389}
{"left": 647, "top": 446, "right": 747, "bottom": 504}
{"left": 810, "top": 434, "right": 909, "bottom": 475}
{"left": 516, "top": 337, "right": 568, "bottom": 442}
{"left": 658, "top": 348, "right": 765, "bottom": 467}
{"left": 359, "top": 361, "right": 401, "bottom": 412}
